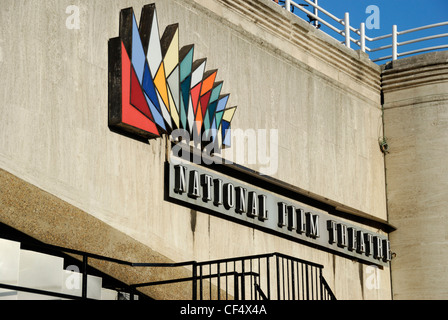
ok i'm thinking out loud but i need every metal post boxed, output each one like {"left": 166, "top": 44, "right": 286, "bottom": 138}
{"left": 275, "top": 255, "right": 280, "bottom": 300}
{"left": 266, "top": 257, "right": 271, "bottom": 300}
{"left": 199, "top": 265, "right": 203, "bottom": 300}
{"left": 82, "top": 255, "right": 88, "bottom": 299}
{"left": 241, "top": 261, "right": 245, "bottom": 300}
{"left": 319, "top": 269, "right": 323, "bottom": 300}
{"left": 285, "top": 0, "right": 291, "bottom": 12}
{"left": 291, "top": 261, "right": 295, "bottom": 300}
{"left": 209, "top": 264, "right": 212, "bottom": 300}
{"left": 192, "top": 262, "right": 197, "bottom": 300}
{"left": 234, "top": 273, "right": 239, "bottom": 301}
{"left": 305, "top": 265, "right": 309, "bottom": 300}
{"left": 217, "top": 263, "right": 221, "bottom": 300}
{"left": 345, "top": 12, "right": 350, "bottom": 48}
{"left": 392, "top": 24, "right": 398, "bottom": 60}
{"left": 360, "top": 22, "right": 366, "bottom": 52}
{"left": 314, "top": 0, "right": 319, "bottom": 28}
{"left": 191, "top": 262, "right": 198, "bottom": 301}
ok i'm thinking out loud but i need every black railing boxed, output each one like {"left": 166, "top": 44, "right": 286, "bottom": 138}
{"left": 0, "top": 239, "right": 335, "bottom": 300}
{"left": 191, "top": 252, "right": 336, "bottom": 300}
{"left": 132, "top": 252, "right": 336, "bottom": 300}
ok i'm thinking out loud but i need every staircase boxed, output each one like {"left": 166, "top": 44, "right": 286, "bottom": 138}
{"left": 0, "top": 235, "right": 336, "bottom": 300}
{"left": 0, "top": 237, "right": 123, "bottom": 300}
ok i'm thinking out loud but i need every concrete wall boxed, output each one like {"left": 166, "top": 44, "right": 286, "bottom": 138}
{"left": 0, "top": 0, "right": 391, "bottom": 299}
{"left": 383, "top": 52, "right": 448, "bottom": 299}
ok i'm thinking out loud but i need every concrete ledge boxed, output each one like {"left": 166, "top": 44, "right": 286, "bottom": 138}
{"left": 195, "top": 0, "right": 381, "bottom": 102}
{"left": 382, "top": 51, "right": 448, "bottom": 71}
{"left": 382, "top": 51, "right": 448, "bottom": 94}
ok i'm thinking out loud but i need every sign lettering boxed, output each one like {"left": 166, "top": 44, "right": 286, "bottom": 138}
{"left": 169, "top": 159, "right": 391, "bottom": 266}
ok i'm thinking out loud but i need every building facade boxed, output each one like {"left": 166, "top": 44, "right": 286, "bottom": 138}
{"left": 0, "top": 0, "right": 446, "bottom": 300}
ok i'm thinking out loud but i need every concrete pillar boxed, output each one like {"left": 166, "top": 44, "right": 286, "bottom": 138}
{"left": 382, "top": 52, "right": 448, "bottom": 299}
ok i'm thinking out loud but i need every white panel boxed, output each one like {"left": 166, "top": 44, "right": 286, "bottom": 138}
{"left": 0, "top": 238, "right": 20, "bottom": 300}
{"left": 18, "top": 250, "right": 64, "bottom": 300}
{"left": 86, "top": 274, "right": 102, "bottom": 300}
{"left": 62, "top": 270, "right": 102, "bottom": 300}
{"left": 101, "top": 288, "right": 118, "bottom": 300}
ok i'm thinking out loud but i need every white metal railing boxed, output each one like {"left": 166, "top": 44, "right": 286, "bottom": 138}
{"left": 367, "top": 22, "right": 448, "bottom": 62}
{"left": 276, "top": 0, "right": 448, "bottom": 63}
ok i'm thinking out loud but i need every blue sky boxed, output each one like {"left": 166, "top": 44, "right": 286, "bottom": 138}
{"left": 284, "top": 0, "right": 448, "bottom": 63}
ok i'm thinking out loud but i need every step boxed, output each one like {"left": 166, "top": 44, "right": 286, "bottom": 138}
{"left": 0, "top": 238, "right": 122, "bottom": 300}
{"left": 101, "top": 288, "right": 118, "bottom": 300}
{"left": 18, "top": 249, "right": 64, "bottom": 300}
{"left": 0, "top": 238, "right": 21, "bottom": 300}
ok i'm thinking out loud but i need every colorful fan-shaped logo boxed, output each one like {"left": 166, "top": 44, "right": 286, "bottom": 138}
{"left": 108, "top": 4, "right": 237, "bottom": 149}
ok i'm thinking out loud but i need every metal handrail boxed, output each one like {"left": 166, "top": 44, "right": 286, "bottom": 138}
{"left": 320, "top": 274, "right": 337, "bottom": 300}
{"left": 275, "top": 0, "right": 448, "bottom": 63}
{"left": 0, "top": 238, "right": 336, "bottom": 300}
{"left": 0, "top": 283, "right": 90, "bottom": 300}
{"left": 369, "top": 22, "right": 448, "bottom": 62}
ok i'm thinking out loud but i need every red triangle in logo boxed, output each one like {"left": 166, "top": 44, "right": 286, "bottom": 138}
{"left": 191, "top": 83, "right": 202, "bottom": 115}
{"left": 121, "top": 41, "right": 159, "bottom": 137}
{"left": 130, "top": 67, "right": 154, "bottom": 121}
{"left": 200, "top": 90, "right": 212, "bottom": 117}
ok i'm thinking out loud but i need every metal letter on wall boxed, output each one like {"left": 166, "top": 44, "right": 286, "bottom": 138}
{"left": 168, "top": 158, "right": 392, "bottom": 267}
